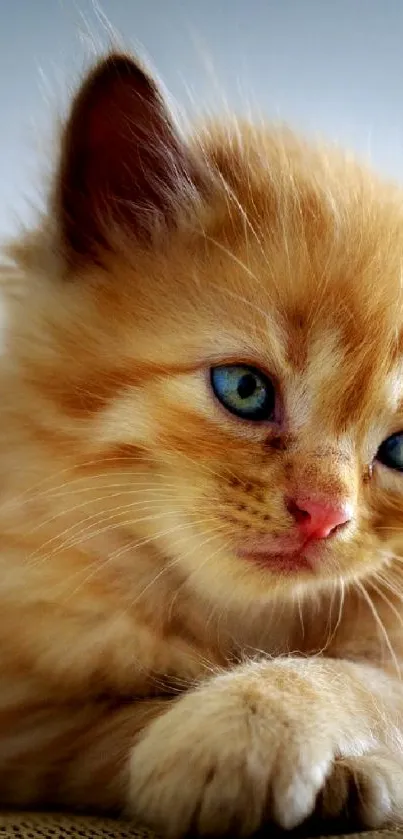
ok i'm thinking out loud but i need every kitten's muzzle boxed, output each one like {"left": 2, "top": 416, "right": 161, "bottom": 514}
{"left": 235, "top": 496, "right": 353, "bottom": 572}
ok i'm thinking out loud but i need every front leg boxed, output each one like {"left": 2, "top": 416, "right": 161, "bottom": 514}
{"left": 0, "top": 694, "right": 172, "bottom": 812}
{"left": 128, "top": 657, "right": 403, "bottom": 837}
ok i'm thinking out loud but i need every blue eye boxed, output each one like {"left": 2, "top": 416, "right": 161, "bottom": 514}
{"left": 377, "top": 433, "right": 403, "bottom": 471}
{"left": 210, "top": 364, "right": 276, "bottom": 421}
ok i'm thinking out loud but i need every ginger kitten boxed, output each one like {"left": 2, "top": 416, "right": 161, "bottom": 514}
{"left": 1, "top": 52, "right": 403, "bottom": 835}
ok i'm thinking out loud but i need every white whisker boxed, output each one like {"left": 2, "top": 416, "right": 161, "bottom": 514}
{"left": 356, "top": 580, "right": 401, "bottom": 679}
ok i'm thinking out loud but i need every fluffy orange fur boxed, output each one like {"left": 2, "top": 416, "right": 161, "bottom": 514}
{"left": 1, "top": 52, "right": 403, "bottom": 834}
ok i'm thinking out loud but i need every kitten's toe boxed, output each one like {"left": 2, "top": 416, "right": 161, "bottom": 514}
{"left": 271, "top": 740, "right": 334, "bottom": 830}
{"left": 319, "top": 751, "right": 403, "bottom": 827}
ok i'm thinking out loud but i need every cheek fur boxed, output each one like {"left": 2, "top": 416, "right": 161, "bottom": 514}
{"left": 91, "top": 373, "right": 397, "bottom": 581}
{"left": 367, "top": 469, "right": 403, "bottom": 549}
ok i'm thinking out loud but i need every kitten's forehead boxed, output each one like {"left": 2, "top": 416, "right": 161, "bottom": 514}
{"left": 201, "top": 123, "right": 403, "bottom": 326}
{"left": 197, "top": 124, "right": 403, "bottom": 413}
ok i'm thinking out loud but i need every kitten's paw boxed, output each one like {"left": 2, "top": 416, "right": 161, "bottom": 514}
{"left": 126, "top": 662, "right": 403, "bottom": 837}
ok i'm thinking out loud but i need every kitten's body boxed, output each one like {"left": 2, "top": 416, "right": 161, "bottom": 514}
{"left": 1, "top": 54, "right": 403, "bottom": 834}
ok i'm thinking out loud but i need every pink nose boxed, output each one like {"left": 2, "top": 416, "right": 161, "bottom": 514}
{"left": 287, "top": 497, "right": 352, "bottom": 540}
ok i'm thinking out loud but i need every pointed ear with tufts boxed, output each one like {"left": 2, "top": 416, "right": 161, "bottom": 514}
{"left": 54, "top": 53, "right": 197, "bottom": 267}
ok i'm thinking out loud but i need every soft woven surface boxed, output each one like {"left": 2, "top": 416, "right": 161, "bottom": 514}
{"left": 0, "top": 815, "right": 403, "bottom": 839}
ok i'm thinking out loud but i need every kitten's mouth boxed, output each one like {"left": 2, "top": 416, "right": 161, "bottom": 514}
{"left": 237, "top": 548, "right": 313, "bottom": 573}
{"left": 236, "top": 537, "right": 319, "bottom": 573}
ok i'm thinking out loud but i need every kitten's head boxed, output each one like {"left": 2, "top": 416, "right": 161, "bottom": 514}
{"left": 8, "top": 54, "right": 403, "bottom": 607}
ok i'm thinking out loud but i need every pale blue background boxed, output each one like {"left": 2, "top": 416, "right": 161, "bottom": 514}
{"left": 1, "top": 0, "right": 403, "bottom": 235}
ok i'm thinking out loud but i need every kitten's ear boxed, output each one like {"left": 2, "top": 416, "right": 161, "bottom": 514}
{"left": 54, "top": 53, "right": 196, "bottom": 266}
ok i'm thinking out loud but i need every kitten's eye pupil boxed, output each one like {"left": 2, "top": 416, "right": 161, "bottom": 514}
{"left": 237, "top": 374, "right": 257, "bottom": 400}
{"left": 377, "top": 433, "right": 403, "bottom": 472}
{"left": 210, "top": 364, "right": 276, "bottom": 422}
